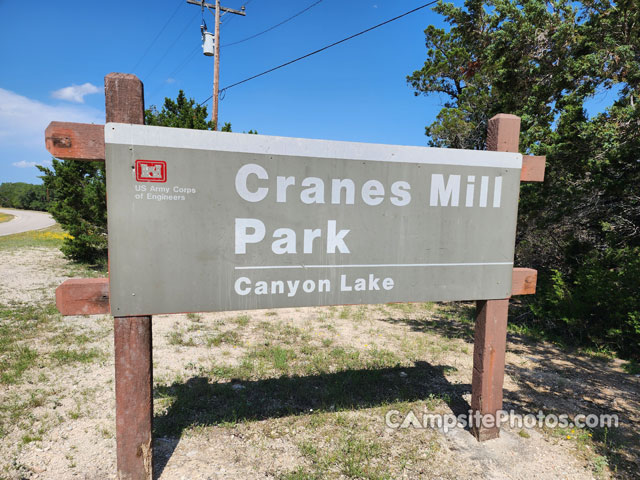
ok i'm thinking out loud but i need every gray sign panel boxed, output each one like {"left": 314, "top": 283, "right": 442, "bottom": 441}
{"left": 105, "top": 123, "right": 522, "bottom": 316}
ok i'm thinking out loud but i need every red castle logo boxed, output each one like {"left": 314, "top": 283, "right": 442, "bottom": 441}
{"left": 135, "top": 160, "right": 167, "bottom": 183}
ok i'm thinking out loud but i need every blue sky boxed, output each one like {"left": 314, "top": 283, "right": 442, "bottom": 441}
{"left": 0, "top": 0, "right": 451, "bottom": 184}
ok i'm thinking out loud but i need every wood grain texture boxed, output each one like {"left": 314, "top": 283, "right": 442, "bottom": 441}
{"left": 114, "top": 316, "right": 153, "bottom": 480}
{"left": 56, "top": 278, "right": 109, "bottom": 315}
{"left": 105, "top": 73, "right": 145, "bottom": 124}
{"left": 511, "top": 268, "right": 537, "bottom": 295}
{"left": 521, "top": 155, "right": 546, "bottom": 182}
{"left": 486, "top": 114, "right": 521, "bottom": 153}
{"left": 471, "top": 298, "right": 509, "bottom": 441}
{"left": 45, "top": 122, "right": 104, "bottom": 161}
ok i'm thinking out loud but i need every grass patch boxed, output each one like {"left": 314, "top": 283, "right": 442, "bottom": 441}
{"left": 21, "top": 433, "right": 43, "bottom": 444}
{"left": 0, "top": 391, "right": 46, "bottom": 438}
{"left": 0, "top": 212, "right": 15, "bottom": 223}
{"left": 50, "top": 348, "right": 104, "bottom": 364}
{"left": 234, "top": 314, "right": 250, "bottom": 326}
{"left": 0, "top": 346, "right": 38, "bottom": 384}
{"left": 622, "top": 359, "right": 640, "bottom": 375}
{"left": 388, "top": 303, "right": 416, "bottom": 314}
{"left": 543, "top": 424, "right": 636, "bottom": 478}
{"left": 48, "top": 332, "right": 94, "bottom": 346}
{"left": 206, "top": 330, "right": 241, "bottom": 347}
{"left": 279, "top": 411, "right": 441, "bottom": 480}
{"left": 0, "top": 224, "right": 70, "bottom": 250}
{"left": 166, "top": 330, "right": 196, "bottom": 347}
{"left": 0, "top": 303, "right": 59, "bottom": 384}
{"left": 254, "top": 345, "right": 296, "bottom": 372}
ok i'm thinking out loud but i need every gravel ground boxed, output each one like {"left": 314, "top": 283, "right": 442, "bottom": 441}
{"left": 1, "top": 246, "right": 638, "bottom": 479}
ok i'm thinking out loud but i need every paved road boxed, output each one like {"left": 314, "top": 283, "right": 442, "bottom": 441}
{"left": 0, "top": 208, "right": 56, "bottom": 237}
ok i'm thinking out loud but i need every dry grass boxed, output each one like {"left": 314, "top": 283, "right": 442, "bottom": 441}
{"left": 0, "top": 212, "right": 15, "bottom": 224}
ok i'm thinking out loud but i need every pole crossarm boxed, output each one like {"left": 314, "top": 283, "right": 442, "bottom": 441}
{"left": 186, "top": 0, "right": 246, "bottom": 16}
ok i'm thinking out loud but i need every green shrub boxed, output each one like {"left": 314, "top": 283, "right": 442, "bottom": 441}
{"left": 528, "top": 247, "right": 640, "bottom": 359}
{"left": 38, "top": 159, "right": 107, "bottom": 265}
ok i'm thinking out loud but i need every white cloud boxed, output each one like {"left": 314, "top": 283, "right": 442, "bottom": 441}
{"left": 0, "top": 87, "right": 103, "bottom": 150}
{"left": 0, "top": 88, "right": 104, "bottom": 183}
{"left": 51, "top": 82, "right": 100, "bottom": 103}
{"left": 166, "top": 77, "right": 176, "bottom": 84}
{"left": 12, "top": 160, "right": 38, "bottom": 168}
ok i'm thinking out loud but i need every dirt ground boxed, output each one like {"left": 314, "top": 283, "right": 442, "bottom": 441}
{"left": 0, "top": 245, "right": 638, "bottom": 479}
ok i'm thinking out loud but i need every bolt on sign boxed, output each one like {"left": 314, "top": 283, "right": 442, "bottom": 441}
{"left": 105, "top": 123, "right": 522, "bottom": 316}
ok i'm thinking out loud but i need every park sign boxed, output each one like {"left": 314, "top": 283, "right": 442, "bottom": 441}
{"left": 48, "top": 75, "right": 543, "bottom": 478}
{"left": 105, "top": 123, "right": 522, "bottom": 316}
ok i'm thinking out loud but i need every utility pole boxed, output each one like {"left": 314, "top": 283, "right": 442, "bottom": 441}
{"left": 187, "top": 0, "right": 246, "bottom": 130}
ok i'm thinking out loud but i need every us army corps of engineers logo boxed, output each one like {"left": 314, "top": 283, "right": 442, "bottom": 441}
{"left": 135, "top": 159, "right": 167, "bottom": 183}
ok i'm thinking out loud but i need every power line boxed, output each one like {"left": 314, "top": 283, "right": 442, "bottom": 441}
{"left": 146, "top": 44, "right": 200, "bottom": 101}
{"left": 168, "top": 45, "right": 201, "bottom": 79}
{"left": 198, "top": 0, "right": 437, "bottom": 105}
{"left": 131, "top": 1, "right": 184, "bottom": 72}
{"left": 222, "top": 0, "right": 254, "bottom": 25}
{"left": 143, "top": 10, "right": 200, "bottom": 81}
{"left": 222, "top": 0, "right": 323, "bottom": 47}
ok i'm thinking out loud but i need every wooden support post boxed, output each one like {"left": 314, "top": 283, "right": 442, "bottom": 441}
{"left": 471, "top": 299, "right": 510, "bottom": 440}
{"left": 105, "top": 73, "right": 145, "bottom": 125}
{"left": 471, "top": 113, "right": 521, "bottom": 441}
{"left": 115, "top": 316, "right": 153, "bottom": 479}
{"left": 105, "top": 72, "right": 153, "bottom": 480}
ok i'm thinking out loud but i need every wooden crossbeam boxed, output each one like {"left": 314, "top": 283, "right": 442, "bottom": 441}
{"left": 44, "top": 122, "right": 546, "bottom": 182}
{"left": 56, "top": 278, "right": 109, "bottom": 315}
{"left": 520, "top": 155, "right": 545, "bottom": 182}
{"left": 45, "top": 122, "right": 105, "bottom": 162}
{"left": 186, "top": 0, "right": 246, "bottom": 15}
{"left": 55, "top": 267, "right": 537, "bottom": 316}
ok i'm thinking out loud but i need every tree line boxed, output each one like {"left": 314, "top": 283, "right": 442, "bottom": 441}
{"left": 0, "top": 182, "right": 48, "bottom": 211}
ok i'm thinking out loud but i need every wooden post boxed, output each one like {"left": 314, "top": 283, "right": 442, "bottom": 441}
{"left": 114, "top": 316, "right": 153, "bottom": 480}
{"left": 471, "top": 113, "right": 521, "bottom": 441}
{"left": 105, "top": 73, "right": 153, "bottom": 480}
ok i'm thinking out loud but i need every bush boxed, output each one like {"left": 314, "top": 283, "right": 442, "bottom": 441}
{"left": 528, "top": 247, "right": 640, "bottom": 359}
{"left": 37, "top": 159, "right": 107, "bottom": 265}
